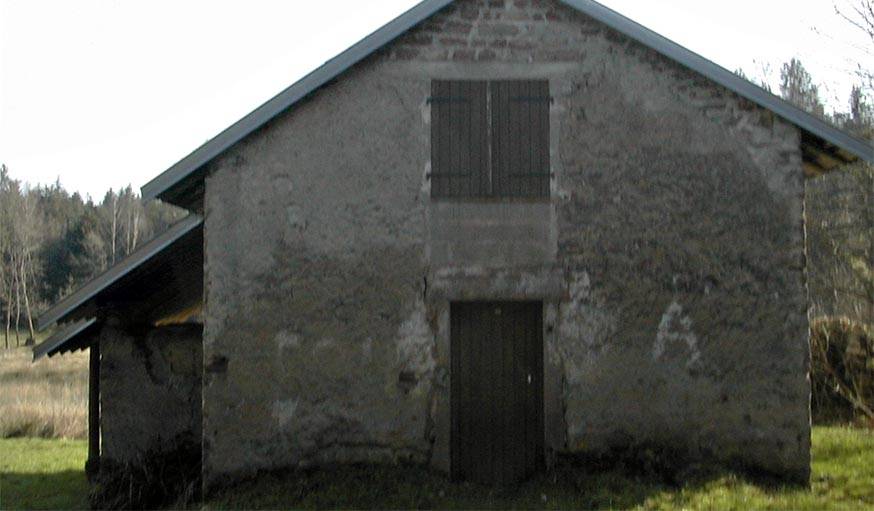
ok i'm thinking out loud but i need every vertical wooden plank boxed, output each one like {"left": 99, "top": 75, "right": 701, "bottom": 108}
{"left": 489, "top": 82, "right": 501, "bottom": 198}
{"left": 487, "top": 82, "right": 496, "bottom": 198}
{"left": 468, "top": 81, "right": 480, "bottom": 197}
{"left": 464, "top": 81, "right": 472, "bottom": 198}
{"left": 520, "top": 303, "right": 531, "bottom": 478}
{"left": 480, "top": 81, "right": 490, "bottom": 196}
{"left": 459, "top": 303, "right": 469, "bottom": 480}
{"left": 480, "top": 80, "right": 490, "bottom": 197}
{"left": 86, "top": 338, "right": 100, "bottom": 480}
{"left": 517, "top": 81, "right": 526, "bottom": 198}
{"left": 529, "top": 81, "right": 541, "bottom": 198}
{"left": 508, "top": 81, "right": 518, "bottom": 198}
{"left": 511, "top": 303, "right": 526, "bottom": 481}
{"left": 450, "top": 303, "right": 459, "bottom": 479}
{"left": 482, "top": 303, "right": 492, "bottom": 483}
{"left": 430, "top": 80, "right": 441, "bottom": 198}
{"left": 437, "top": 80, "right": 451, "bottom": 198}
{"left": 446, "top": 80, "right": 461, "bottom": 197}
{"left": 539, "top": 81, "right": 550, "bottom": 197}
{"left": 460, "top": 81, "right": 471, "bottom": 198}
{"left": 501, "top": 303, "right": 514, "bottom": 484}
{"left": 527, "top": 302, "right": 542, "bottom": 474}
{"left": 462, "top": 303, "right": 474, "bottom": 480}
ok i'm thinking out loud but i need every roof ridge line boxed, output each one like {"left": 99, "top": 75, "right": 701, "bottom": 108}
{"left": 141, "top": 0, "right": 872, "bottom": 208}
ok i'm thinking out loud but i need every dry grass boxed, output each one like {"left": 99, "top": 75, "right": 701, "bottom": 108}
{"left": 0, "top": 346, "right": 88, "bottom": 439}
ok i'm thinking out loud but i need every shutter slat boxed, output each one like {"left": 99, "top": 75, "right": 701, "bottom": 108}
{"left": 490, "top": 79, "right": 549, "bottom": 198}
{"left": 431, "top": 80, "right": 488, "bottom": 198}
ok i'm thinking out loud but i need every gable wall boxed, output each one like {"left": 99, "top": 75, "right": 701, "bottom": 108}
{"left": 201, "top": 0, "right": 808, "bottom": 489}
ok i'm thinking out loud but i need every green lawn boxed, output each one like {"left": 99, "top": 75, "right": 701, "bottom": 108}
{"left": 1, "top": 427, "right": 872, "bottom": 510}
{"left": 209, "top": 426, "right": 874, "bottom": 510}
{"left": 0, "top": 438, "right": 88, "bottom": 510}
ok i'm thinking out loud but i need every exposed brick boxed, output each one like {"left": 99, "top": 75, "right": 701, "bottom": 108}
{"left": 419, "top": 20, "right": 444, "bottom": 32}
{"left": 459, "top": 6, "right": 480, "bottom": 20}
{"left": 501, "top": 10, "right": 533, "bottom": 21}
{"left": 439, "top": 36, "right": 469, "bottom": 47}
{"left": 452, "top": 48, "right": 477, "bottom": 61}
{"left": 418, "top": 47, "right": 451, "bottom": 60}
{"left": 399, "top": 33, "right": 433, "bottom": 46}
{"left": 477, "top": 23, "right": 520, "bottom": 37}
{"left": 508, "top": 39, "right": 535, "bottom": 50}
{"left": 444, "top": 20, "right": 474, "bottom": 34}
{"left": 392, "top": 47, "right": 419, "bottom": 60}
{"left": 476, "top": 48, "right": 498, "bottom": 60}
{"left": 534, "top": 48, "right": 585, "bottom": 61}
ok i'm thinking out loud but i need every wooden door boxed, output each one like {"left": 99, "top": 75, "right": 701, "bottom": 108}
{"left": 450, "top": 301, "right": 544, "bottom": 485}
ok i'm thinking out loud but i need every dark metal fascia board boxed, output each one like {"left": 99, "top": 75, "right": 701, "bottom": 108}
{"left": 559, "top": 0, "right": 873, "bottom": 163}
{"left": 142, "top": 0, "right": 871, "bottom": 207}
{"left": 140, "top": 0, "right": 454, "bottom": 203}
{"left": 36, "top": 215, "right": 204, "bottom": 331}
{"left": 33, "top": 318, "right": 98, "bottom": 361}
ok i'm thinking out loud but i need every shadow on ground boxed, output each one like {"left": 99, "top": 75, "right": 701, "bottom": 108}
{"left": 206, "top": 458, "right": 798, "bottom": 510}
{"left": 0, "top": 470, "right": 89, "bottom": 510}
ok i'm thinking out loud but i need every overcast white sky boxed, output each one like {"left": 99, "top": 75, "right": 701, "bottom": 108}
{"left": 0, "top": 0, "right": 869, "bottom": 201}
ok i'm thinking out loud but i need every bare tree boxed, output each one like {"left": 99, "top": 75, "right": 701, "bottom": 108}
{"left": 16, "top": 190, "right": 41, "bottom": 342}
{"left": 110, "top": 190, "right": 119, "bottom": 265}
{"left": 835, "top": 0, "right": 874, "bottom": 91}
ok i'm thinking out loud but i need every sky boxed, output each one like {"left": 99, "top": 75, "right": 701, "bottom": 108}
{"left": 0, "top": 0, "right": 870, "bottom": 201}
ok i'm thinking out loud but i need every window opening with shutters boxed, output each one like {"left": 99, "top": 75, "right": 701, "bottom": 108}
{"left": 430, "top": 80, "right": 550, "bottom": 199}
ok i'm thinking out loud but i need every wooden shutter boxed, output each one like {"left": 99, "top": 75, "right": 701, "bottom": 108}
{"left": 490, "top": 80, "right": 550, "bottom": 198}
{"left": 430, "top": 80, "right": 489, "bottom": 198}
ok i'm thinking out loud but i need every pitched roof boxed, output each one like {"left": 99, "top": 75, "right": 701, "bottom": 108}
{"left": 36, "top": 214, "right": 203, "bottom": 331}
{"left": 144, "top": 0, "right": 871, "bottom": 209}
{"left": 32, "top": 318, "right": 98, "bottom": 360}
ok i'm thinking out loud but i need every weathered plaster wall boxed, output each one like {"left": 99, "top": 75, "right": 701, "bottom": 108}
{"left": 100, "top": 323, "right": 203, "bottom": 463}
{"left": 202, "top": 0, "right": 809, "bottom": 487}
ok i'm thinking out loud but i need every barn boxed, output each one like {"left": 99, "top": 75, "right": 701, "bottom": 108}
{"left": 34, "top": 0, "right": 873, "bottom": 497}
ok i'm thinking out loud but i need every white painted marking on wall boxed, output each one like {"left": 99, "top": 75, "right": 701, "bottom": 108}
{"left": 653, "top": 300, "right": 701, "bottom": 369}
{"left": 275, "top": 330, "right": 301, "bottom": 351}
{"left": 272, "top": 399, "right": 298, "bottom": 428}
{"left": 395, "top": 299, "right": 436, "bottom": 383}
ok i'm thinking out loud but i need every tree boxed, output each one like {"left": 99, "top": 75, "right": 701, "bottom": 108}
{"left": 835, "top": 0, "right": 874, "bottom": 92}
{"left": 780, "top": 58, "right": 826, "bottom": 117}
{"left": 0, "top": 164, "right": 184, "bottom": 350}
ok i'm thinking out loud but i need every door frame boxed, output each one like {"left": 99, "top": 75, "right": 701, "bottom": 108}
{"left": 424, "top": 269, "right": 567, "bottom": 477}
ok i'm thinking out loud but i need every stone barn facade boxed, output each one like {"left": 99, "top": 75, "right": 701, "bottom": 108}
{"left": 35, "top": 0, "right": 873, "bottom": 498}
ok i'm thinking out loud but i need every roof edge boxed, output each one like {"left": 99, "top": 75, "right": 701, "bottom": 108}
{"left": 142, "top": 0, "right": 872, "bottom": 207}
{"left": 36, "top": 214, "right": 204, "bottom": 331}
{"left": 32, "top": 318, "right": 98, "bottom": 361}
{"left": 141, "top": 0, "right": 453, "bottom": 204}
{"left": 560, "top": 0, "right": 873, "bottom": 162}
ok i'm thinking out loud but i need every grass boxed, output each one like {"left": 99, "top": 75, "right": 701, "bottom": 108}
{"left": 0, "top": 346, "right": 88, "bottom": 440}
{"left": 0, "top": 438, "right": 89, "bottom": 510}
{"left": 0, "top": 428, "right": 871, "bottom": 510}
{"left": 207, "top": 426, "right": 874, "bottom": 510}
{"left": 1, "top": 344, "right": 872, "bottom": 509}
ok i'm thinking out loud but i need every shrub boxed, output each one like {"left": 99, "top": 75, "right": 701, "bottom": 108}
{"left": 89, "top": 436, "right": 201, "bottom": 510}
{"left": 810, "top": 316, "right": 874, "bottom": 424}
